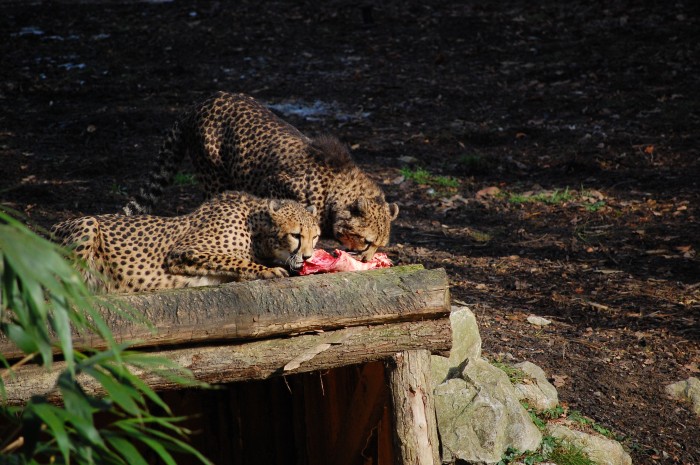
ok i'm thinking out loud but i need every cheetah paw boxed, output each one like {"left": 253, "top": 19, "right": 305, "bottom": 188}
{"left": 260, "top": 267, "right": 289, "bottom": 279}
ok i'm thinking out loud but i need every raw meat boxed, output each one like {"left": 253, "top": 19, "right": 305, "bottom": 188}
{"left": 299, "top": 249, "right": 393, "bottom": 275}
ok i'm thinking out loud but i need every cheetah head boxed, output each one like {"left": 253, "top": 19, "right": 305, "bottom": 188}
{"left": 266, "top": 199, "right": 320, "bottom": 271}
{"left": 333, "top": 196, "right": 399, "bottom": 263}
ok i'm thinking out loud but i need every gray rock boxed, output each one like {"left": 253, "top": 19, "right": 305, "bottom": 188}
{"left": 547, "top": 423, "right": 632, "bottom": 465}
{"left": 431, "top": 306, "right": 482, "bottom": 388}
{"left": 434, "top": 358, "right": 542, "bottom": 464}
{"left": 665, "top": 376, "right": 700, "bottom": 417}
{"left": 513, "top": 361, "right": 559, "bottom": 410}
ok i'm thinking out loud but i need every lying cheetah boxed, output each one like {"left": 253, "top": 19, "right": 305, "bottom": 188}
{"left": 53, "top": 191, "right": 320, "bottom": 293}
{"left": 123, "top": 91, "right": 399, "bottom": 262}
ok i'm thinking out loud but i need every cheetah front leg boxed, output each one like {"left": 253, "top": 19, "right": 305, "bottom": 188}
{"left": 165, "top": 249, "right": 289, "bottom": 282}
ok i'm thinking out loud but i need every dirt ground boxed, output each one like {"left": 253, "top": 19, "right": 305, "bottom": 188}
{"left": 1, "top": 1, "right": 698, "bottom": 463}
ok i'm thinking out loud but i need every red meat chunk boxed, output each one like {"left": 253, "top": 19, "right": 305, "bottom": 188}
{"left": 299, "top": 249, "right": 393, "bottom": 275}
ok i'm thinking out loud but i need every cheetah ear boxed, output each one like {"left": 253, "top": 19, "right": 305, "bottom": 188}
{"left": 306, "top": 205, "right": 318, "bottom": 217}
{"left": 388, "top": 203, "right": 399, "bottom": 220}
{"left": 268, "top": 199, "right": 283, "bottom": 214}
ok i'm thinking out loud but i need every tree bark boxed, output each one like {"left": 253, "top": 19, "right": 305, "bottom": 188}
{"left": 387, "top": 350, "right": 441, "bottom": 465}
{"left": 3, "top": 319, "right": 451, "bottom": 406}
{"left": 0, "top": 266, "right": 449, "bottom": 361}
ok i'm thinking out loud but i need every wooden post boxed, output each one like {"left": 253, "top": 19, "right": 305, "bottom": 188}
{"left": 387, "top": 350, "right": 440, "bottom": 465}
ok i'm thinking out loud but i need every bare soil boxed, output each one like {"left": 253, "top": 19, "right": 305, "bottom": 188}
{"left": 1, "top": 1, "right": 698, "bottom": 463}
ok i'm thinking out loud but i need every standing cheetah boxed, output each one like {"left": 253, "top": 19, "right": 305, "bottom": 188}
{"left": 53, "top": 191, "right": 320, "bottom": 293}
{"left": 123, "top": 91, "right": 398, "bottom": 262}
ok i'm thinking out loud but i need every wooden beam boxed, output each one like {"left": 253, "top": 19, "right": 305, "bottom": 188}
{"left": 0, "top": 266, "right": 449, "bottom": 361}
{"left": 387, "top": 350, "right": 440, "bottom": 465}
{"left": 331, "top": 362, "right": 388, "bottom": 465}
{"left": 3, "top": 319, "right": 451, "bottom": 406}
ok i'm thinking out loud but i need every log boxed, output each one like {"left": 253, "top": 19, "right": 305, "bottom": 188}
{"left": 3, "top": 319, "right": 451, "bottom": 406}
{"left": 387, "top": 350, "right": 440, "bottom": 465}
{"left": 0, "top": 266, "right": 449, "bottom": 361}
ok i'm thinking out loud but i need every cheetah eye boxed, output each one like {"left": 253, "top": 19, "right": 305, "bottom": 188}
{"left": 290, "top": 233, "right": 302, "bottom": 240}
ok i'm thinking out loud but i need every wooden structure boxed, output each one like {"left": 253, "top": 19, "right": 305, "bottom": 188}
{"left": 4, "top": 265, "right": 451, "bottom": 465}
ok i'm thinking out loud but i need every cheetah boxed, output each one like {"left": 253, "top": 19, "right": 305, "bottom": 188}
{"left": 123, "top": 91, "right": 399, "bottom": 262}
{"left": 53, "top": 191, "right": 320, "bottom": 293}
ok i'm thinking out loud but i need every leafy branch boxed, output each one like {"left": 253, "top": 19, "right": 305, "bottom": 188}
{"left": 0, "top": 209, "right": 211, "bottom": 465}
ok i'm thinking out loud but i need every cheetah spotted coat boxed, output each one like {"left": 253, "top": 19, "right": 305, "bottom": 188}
{"left": 124, "top": 92, "right": 398, "bottom": 262}
{"left": 54, "top": 191, "right": 319, "bottom": 293}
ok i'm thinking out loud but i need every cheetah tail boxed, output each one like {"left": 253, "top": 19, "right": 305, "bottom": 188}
{"left": 123, "top": 120, "right": 185, "bottom": 215}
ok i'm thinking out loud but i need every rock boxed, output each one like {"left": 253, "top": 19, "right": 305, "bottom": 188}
{"left": 547, "top": 423, "right": 632, "bottom": 465}
{"left": 665, "top": 377, "right": 700, "bottom": 417}
{"left": 513, "top": 361, "right": 559, "bottom": 410}
{"left": 431, "top": 306, "right": 482, "bottom": 388}
{"left": 526, "top": 315, "right": 552, "bottom": 326}
{"left": 434, "top": 358, "right": 542, "bottom": 464}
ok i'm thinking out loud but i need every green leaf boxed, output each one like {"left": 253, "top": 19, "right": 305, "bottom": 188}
{"left": 83, "top": 366, "right": 142, "bottom": 416}
{"left": 30, "top": 402, "right": 72, "bottom": 463}
{"left": 135, "top": 436, "right": 177, "bottom": 465}
{"left": 106, "top": 435, "right": 149, "bottom": 465}
{"left": 2, "top": 323, "right": 39, "bottom": 355}
{"left": 50, "top": 298, "right": 75, "bottom": 373}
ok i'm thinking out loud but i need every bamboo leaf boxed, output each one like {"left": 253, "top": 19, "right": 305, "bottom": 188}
{"left": 83, "top": 366, "right": 142, "bottom": 416}
{"left": 106, "top": 435, "right": 149, "bottom": 465}
{"left": 30, "top": 402, "right": 73, "bottom": 463}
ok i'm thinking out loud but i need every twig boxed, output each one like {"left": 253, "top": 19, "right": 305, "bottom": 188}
{"left": 1, "top": 353, "right": 37, "bottom": 381}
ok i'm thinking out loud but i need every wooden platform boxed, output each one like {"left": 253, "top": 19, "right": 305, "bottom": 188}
{"left": 4, "top": 265, "right": 452, "bottom": 465}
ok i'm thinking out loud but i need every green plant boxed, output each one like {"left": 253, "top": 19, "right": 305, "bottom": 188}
{"left": 492, "top": 360, "right": 528, "bottom": 385}
{"left": 497, "top": 446, "right": 545, "bottom": 465}
{"left": 173, "top": 172, "right": 198, "bottom": 186}
{"left": 110, "top": 182, "right": 127, "bottom": 196}
{"left": 548, "top": 440, "right": 596, "bottom": 465}
{"left": 399, "top": 167, "right": 459, "bottom": 189}
{"left": 507, "top": 188, "right": 573, "bottom": 205}
{"left": 521, "top": 401, "right": 547, "bottom": 430}
{"left": 568, "top": 410, "right": 615, "bottom": 438}
{"left": 0, "top": 210, "right": 211, "bottom": 465}
{"left": 458, "top": 153, "right": 488, "bottom": 173}
{"left": 540, "top": 404, "right": 566, "bottom": 420}
{"left": 584, "top": 200, "right": 606, "bottom": 212}
{"left": 498, "top": 436, "right": 595, "bottom": 465}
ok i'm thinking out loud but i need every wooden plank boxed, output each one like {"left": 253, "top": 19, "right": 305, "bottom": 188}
{"left": 4, "top": 319, "right": 451, "bottom": 406}
{"left": 377, "top": 404, "right": 395, "bottom": 465}
{"left": 387, "top": 350, "right": 440, "bottom": 465}
{"left": 0, "top": 266, "right": 449, "bottom": 361}
{"left": 331, "top": 362, "right": 388, "bottom": 465}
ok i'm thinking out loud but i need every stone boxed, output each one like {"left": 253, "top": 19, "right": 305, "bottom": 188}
{"left": 513, "top": 361, "right": 559, "bottom": 410}
{"left": 431, "top": 306, "right": 482, "bottom": 388}
{"left": 665, "top": 377, "right": 700, "bottom": 417}
{"left": 434, "top": 358, "right": 542, "bottom": 464}
{"left": 547, "top": 423, "right": 632, "bottom": 465}
{"left": 526, "top": 315, "right": 552, "bottom": 326}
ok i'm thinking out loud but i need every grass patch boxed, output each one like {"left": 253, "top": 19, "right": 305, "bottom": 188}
{"left": 540, "top": 404, "right": 566, "bottom": 420}
{"left": 507, "top": 188, "right": 573, "bottom": 205}
{"left": 457, "top": 153, "right": 489, "bottom": 173}
{"left": 400, "top": 167, "right": 459, "bottom": 189}
{"left": 498, "top": 436, "right": 596, "bottom": 465}
{"left": 174, "top": 171, "right": 198, "bottom": 186}
{"left": 110, "top": 182, "right": 127, "bottom": 196}
{"left": 547, "top": 440, "right": 596, "bottom": 465}
{"left": 492, "top": 361, "right": 528, "bottom": 385}
{"left": 584, "top": 200, "right": 606, "bottom": 212}
{"left": 568, "top": 410, "right": 615, "bottom": 438}
{"left": 522, "top": 401, "right": 548, "bottom": 430}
